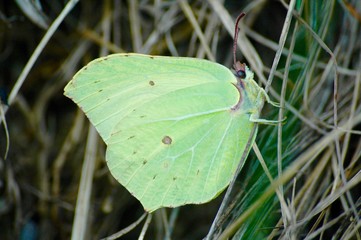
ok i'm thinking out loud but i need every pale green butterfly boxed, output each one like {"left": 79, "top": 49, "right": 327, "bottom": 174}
{"left": 64, "top": 15, "right": 277, "bottom": 212}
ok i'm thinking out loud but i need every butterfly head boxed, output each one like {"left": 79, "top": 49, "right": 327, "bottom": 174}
{"left": 233, "top": 61, "right": 254, "bottom": 84}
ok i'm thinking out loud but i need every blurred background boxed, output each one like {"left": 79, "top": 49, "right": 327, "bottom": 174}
{"left": 0, "top": 0, "right": 360, "bottom": 239}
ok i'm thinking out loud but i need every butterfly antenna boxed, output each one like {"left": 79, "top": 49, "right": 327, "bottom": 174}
{"left": 233, "top": 12, "right": 246, "bottom": 68}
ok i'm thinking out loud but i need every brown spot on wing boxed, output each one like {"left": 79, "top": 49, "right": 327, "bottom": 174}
{"left": 162, "top": 136, "right": 172, "bottom": 145}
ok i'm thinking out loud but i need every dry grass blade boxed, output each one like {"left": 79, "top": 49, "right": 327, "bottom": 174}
{"left": 100, "top": 212, "right": 148, "bottom": 240}
{"left": 71, "top": 126, "right": 98, "bottom": 240}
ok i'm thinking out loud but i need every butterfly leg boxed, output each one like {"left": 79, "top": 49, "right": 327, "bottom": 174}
{"left": 250, "top": 90, "right": 286, "bottom": 125}
{"left": 259, "top": 88, "right": 280, "bottom": 107}
{"left": 249, "top": 113, "right": 281, "bottom": 125}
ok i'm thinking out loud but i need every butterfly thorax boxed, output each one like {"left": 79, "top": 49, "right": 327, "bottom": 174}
{"left": 231, "top": 64, "right": 264, "bottom": 118}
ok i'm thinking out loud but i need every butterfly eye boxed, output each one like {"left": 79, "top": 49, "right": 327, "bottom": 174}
{"left": 236, "top": 69, "right": 246, "bottom": 79}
